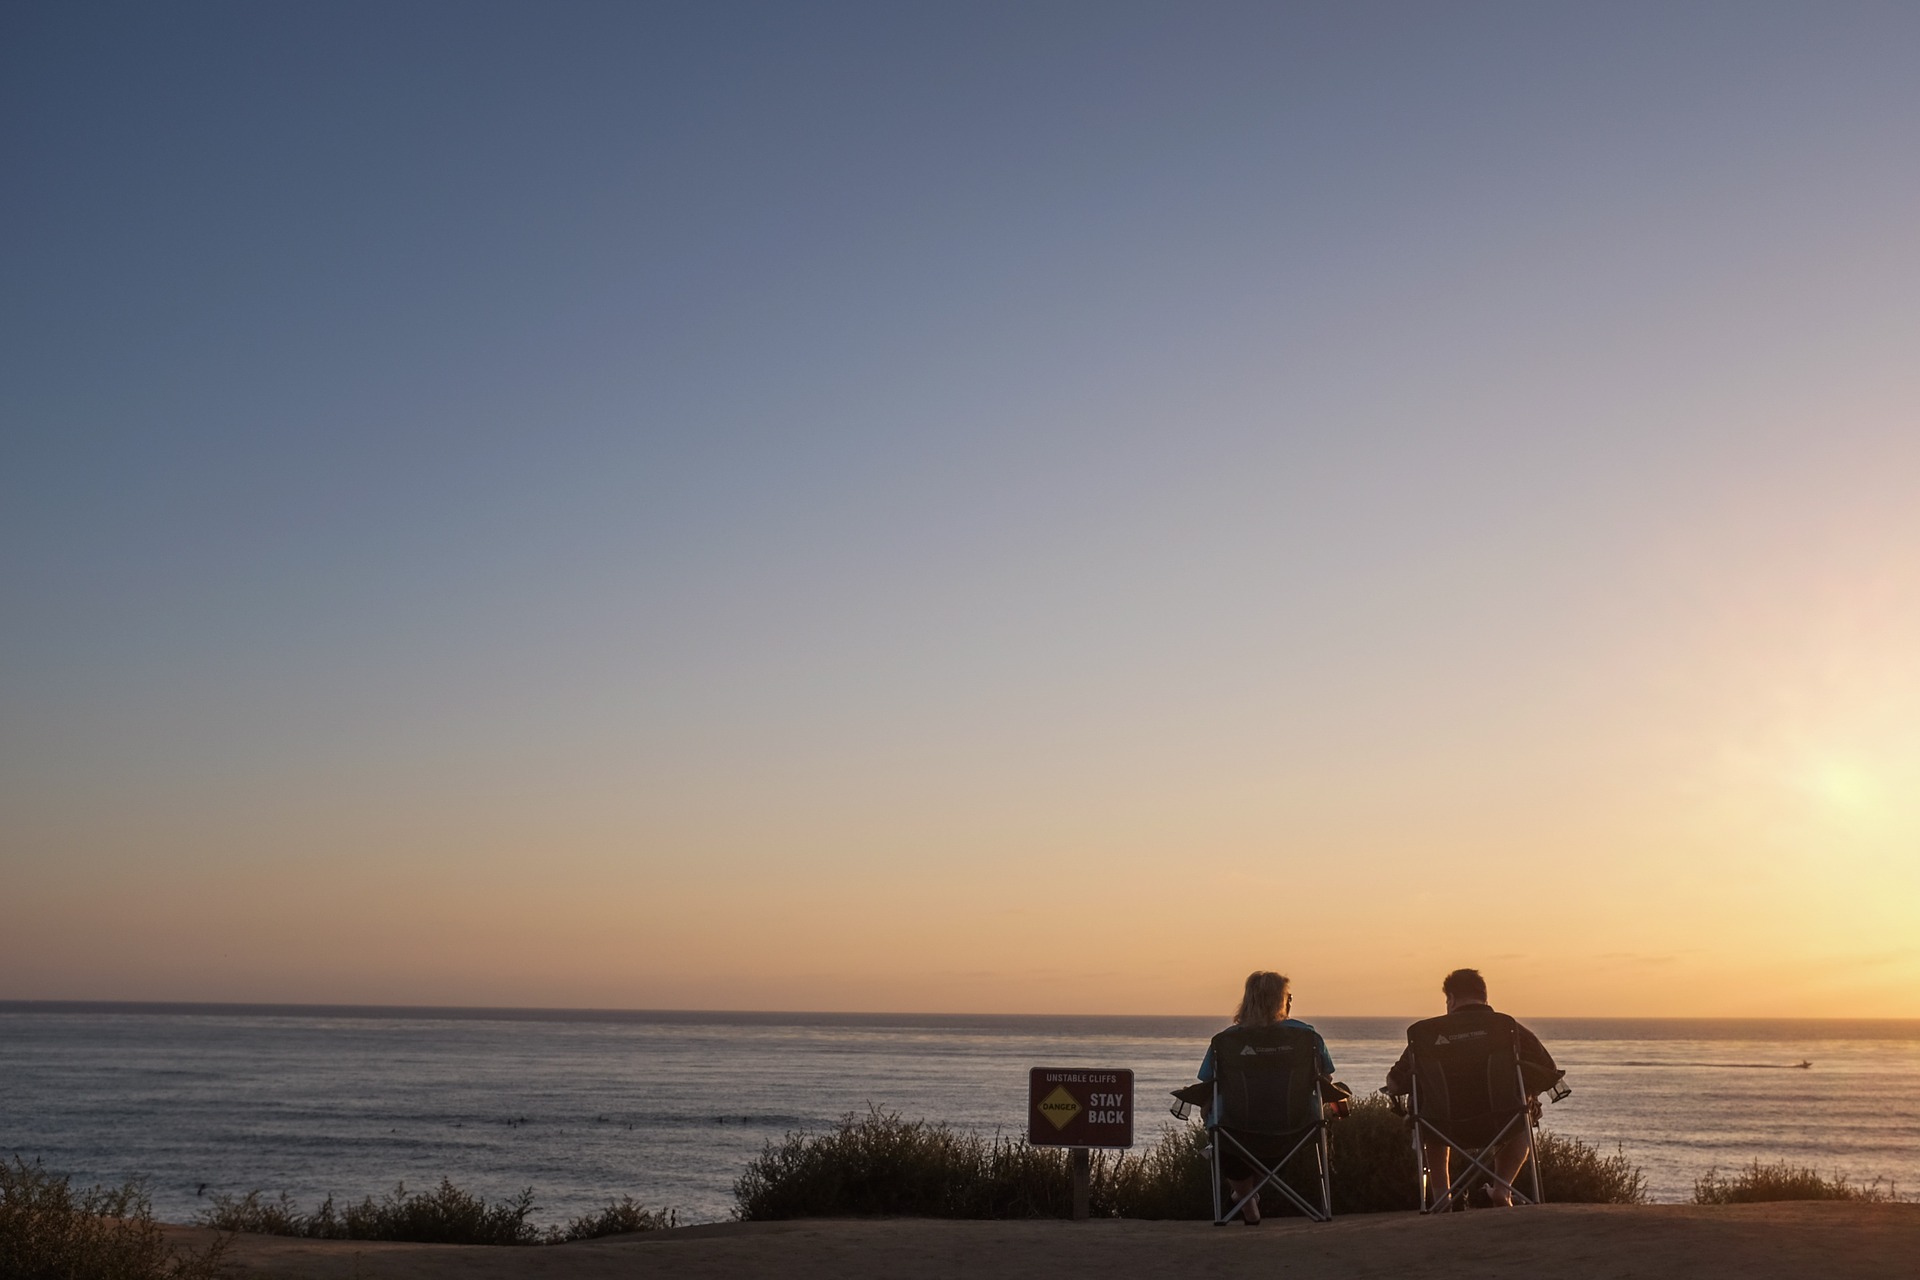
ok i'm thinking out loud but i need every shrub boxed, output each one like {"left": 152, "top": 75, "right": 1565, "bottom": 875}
{"left": 1327, "top": 1099, "right": 1645, "bottom": 1208}
{"left": 0, "top": 1157, "right": 228, "bottom": 1280}
{"left": 1693, "top": 1161, "right": 1894, "bottom": 1205}
{"left": 1096, "top": 1125, "right": 1212, "bottom": 1219}
{"left": 1537, "top": 1131, "right": 1648, "bottom": 1204}
{"left": 196, "top": 1192, "right": 306, "bottom": 1238}
{"left": 1104, "top": 1109, "right": 1414, "bottom": 1218}
{"left": 733, "top": 1104, "right": 1649, "bottom": 1220}
{"left": 199, "top": 1180, "right": 673, "bottom": 1244}
{"left": 734, "top": 1108, "right": 1073, "bottom": 1220}
{"left": 1329, "top": 1098, "right": 1419, "bottom": 1213}
{"left": 1106, "top": 1100, "right": 1642, "bottom": 1216}
{"left": 549, "top": 1196, "right": 677, "bottom": 1240}
{"left": 203, "top": 1180, "right": 537, "bottom": 1245}
{"left": 340, "top": 1181, "right": 538, "bottom": 1245}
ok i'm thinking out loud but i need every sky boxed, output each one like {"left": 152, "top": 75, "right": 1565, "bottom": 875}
{"left": 4, "top": 1, "right": 1918, "bottom": 1018}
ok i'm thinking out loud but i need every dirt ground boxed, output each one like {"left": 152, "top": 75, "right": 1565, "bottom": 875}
{"left": 162, "top": 1202, "right": 1920, "bottom": 1279}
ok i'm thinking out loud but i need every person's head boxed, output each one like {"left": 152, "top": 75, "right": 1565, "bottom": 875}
{"left": 1441, "top": 968, "right": 1488, "bottom": 1012}
{"left": 1235, "top": 971, "right": 1293, "bottom": 1027}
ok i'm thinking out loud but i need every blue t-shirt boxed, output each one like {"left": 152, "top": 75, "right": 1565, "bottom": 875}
{"left": 1197, "top": 1019, "right": 1336, "bottom": 1125}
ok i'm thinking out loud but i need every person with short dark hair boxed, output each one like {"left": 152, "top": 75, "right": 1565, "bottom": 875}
{"left": 1385, "top": 969, "right": 1561, "bottom": 1207}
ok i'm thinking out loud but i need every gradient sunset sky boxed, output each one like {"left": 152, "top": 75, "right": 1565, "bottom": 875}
{"left": 5, "top": 2, "right": 1918, "bottom": 1017}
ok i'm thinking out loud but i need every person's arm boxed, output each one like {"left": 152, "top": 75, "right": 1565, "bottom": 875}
{"left": 1198, "top": 1044, "right": 1216, "bottom": 1083}
{"left": 1315, "top": 1035, "right": 1335, "bottom": 1078}
{"left": 1514, "top": 1023, "right": 1558, "bottom": 1075}
{"left": 1513, "top": 1022, "right": 1562, "bottom": 1097}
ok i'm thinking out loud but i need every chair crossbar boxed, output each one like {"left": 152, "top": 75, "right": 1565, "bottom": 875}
{"left": 1212, "top": 1125, "right": 1331, "bottom": 1224}
{"left": 1416, "top": 1113, "right": 1536, "bottom": 1212}
{"left": 1408, "top": 1053, "right": 1545, "bottom": 1213}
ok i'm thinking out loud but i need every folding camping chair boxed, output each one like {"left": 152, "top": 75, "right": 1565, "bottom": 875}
{"left": 1396, "top": 1009, "right": 1557, "bottom": 1213}
{"left": 1204, "top": 1023, "right": 1336, "bottom": 1224}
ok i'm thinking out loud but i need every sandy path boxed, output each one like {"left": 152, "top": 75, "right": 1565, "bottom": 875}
{"left": 165, "top": 1203, "right": 1920, "bottom": 1279}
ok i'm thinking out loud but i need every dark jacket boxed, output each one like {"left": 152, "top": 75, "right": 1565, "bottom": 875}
{"left": 1384, "top": 1002, "right": 1561, "bottom": 1098}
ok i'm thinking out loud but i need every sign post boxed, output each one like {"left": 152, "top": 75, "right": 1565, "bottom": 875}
{"left": 1027, "top": 1067, "right": 1134, "bottom": 1221}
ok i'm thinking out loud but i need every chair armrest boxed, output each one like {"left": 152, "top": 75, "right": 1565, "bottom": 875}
{"left": 1169, "top": 1080, "right": 1213, "bottom": 1121}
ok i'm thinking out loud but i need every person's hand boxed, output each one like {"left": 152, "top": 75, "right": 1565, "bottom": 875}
{"left": 1527, "top": 1095, "right": 1544, "bottom": 1123}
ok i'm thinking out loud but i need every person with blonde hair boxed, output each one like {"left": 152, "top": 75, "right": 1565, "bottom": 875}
{"left": 1194, "top": 971, "right": 1335, "bottom": 1223}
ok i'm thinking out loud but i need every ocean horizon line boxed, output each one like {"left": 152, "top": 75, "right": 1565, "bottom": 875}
{"left": 5, "top": 999, "right": 1920, "bottom": 1036}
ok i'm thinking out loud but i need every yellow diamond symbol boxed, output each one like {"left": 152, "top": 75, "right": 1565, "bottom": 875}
{"left": 1038, "top": 1085, "right": 1081, "bottom": 1131}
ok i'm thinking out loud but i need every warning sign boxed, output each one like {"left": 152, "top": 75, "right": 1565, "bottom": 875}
{"left": 1038, "top": 1085, "right": 1081, "bottom": 1130}
{"left": 1027, "top": 1067, "right": 1134, "bottom": 1148}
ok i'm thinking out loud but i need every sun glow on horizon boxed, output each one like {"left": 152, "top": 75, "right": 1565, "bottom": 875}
{"left": 5, "top": 3, "right": 1920, "bottom": 1018}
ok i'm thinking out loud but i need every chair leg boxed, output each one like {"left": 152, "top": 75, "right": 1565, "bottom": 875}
{"left": 1414, "top": 1121, "right": 1436, "bottom": 1213}
{"left": 1211, "top": 1132, "right": 1224, "bottom": 1225}
{"left": 1526, "top": 1124, "right": 1544, "bottom": 1206}
{"left": 1316, "top": 1127, "right": 1333, "bottom": 1221}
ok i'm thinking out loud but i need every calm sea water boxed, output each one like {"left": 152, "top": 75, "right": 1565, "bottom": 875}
{"left": 3, "top": 1005, "right": 1917, "bottom": 1224}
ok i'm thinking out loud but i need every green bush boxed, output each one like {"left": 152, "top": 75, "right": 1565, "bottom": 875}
{"left": 1106, "top": 1106, "right": 1413, "bottom": 1218}
{"left": 734, "top": 1108, "right": 1073, "bottom": 1219}
{"left": 199, "top": 1180, "right": 673, "bottom": 1244}
{"left": 202, "top": 1180, "right": 538, "bottom": 1245}
{"left": 734, "top": 1104, "right": 1649, "bottom": 1220}
{"left": 196, "top": 1192, "right": 306, "bottom": 1238}
{"left": 1537, "top": 1131, "right": 1648, "bottom": 1204}
{"left": 1327, "top": 1099, "right": 1646, "bottom": 1208}
{"left": 547, "top": 1196, "right": 677, "bottom": 1240}
{"left": 1096, "top": 1124, "right": 1213, "bottom": 1218}
{"left": 1693, "top": 1161, "right": 1894, "bottom": 1205}
{"left": 1329, "top": 1098, "right": 1419, "bottom": 1212}
{"left": 0, "top": 1158, "right": 228, "bottom": 1280}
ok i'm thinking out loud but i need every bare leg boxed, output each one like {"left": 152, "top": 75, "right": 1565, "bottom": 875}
{"left": 1483, "top": 1131, "right": 1533, "bottom": 1207}
{"left": 1226, "top": 1175, "right": 1261, "bottom": 1223}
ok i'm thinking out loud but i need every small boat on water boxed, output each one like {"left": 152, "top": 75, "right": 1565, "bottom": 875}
{"left": 1793, "top": 1060, "right": 1813, "bottom": 1069}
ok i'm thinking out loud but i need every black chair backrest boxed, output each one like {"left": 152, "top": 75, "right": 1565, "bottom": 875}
{"left": 1209, "top": 1023, "right": 1323, "bottom": 1135}
{"left": 1406, "top": 1007, "right": 1525, "bottom": 1138}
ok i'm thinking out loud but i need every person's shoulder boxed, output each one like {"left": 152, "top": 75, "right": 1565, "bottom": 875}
{"left": 1281, "top": 1017, "right": 1324, "bottom": 1037}
{"left": 1495, "top": 1009, "right": 1548, "bottom": 1037}
{"left": 1469, "top": 1006, "right": 1547, "bottom": 1044}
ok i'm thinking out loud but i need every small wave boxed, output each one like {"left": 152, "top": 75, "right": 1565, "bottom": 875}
{"left": 1617, "top": 1061, "right": 1812, "bottom": 1070}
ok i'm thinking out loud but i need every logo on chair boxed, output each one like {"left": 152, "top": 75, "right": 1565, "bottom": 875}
{"left": 1038, "top": 1085, "right": 1082, "bottom": 1130}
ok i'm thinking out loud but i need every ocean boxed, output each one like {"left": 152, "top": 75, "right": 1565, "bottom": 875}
{"left": 3, "top": 1004, "right": 1916, "bottom": 1225}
